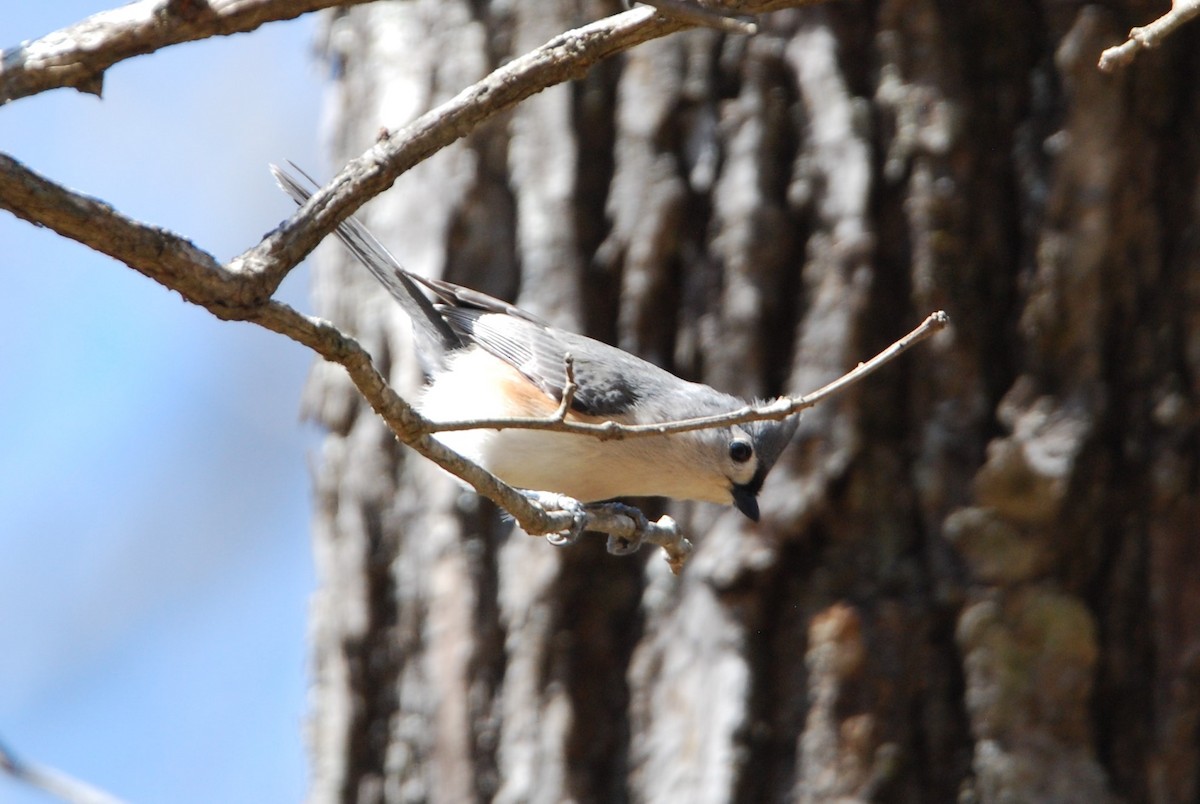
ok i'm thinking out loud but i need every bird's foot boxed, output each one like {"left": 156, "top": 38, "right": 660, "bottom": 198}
{"left": 597, "top": 502, "right": 650, "bottom": 556}
{"left": 521, "top": 490, "right": 588, "bottom": 546}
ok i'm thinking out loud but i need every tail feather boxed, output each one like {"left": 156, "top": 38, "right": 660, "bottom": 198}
{"left": 270, "top": 163, "right": 463, "bottom": 353}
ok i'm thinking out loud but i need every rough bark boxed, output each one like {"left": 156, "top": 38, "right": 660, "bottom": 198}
{"left": 305, "top": 2, "right": 1200, "bottom": 802}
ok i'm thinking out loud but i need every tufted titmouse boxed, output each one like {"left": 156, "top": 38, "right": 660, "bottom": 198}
{"left": 273, "top": 166, "right": 798, "bottom": 522}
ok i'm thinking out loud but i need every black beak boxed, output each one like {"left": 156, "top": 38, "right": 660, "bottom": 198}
{"left": 731, "top": 484, "right": 760, "bottom": 522}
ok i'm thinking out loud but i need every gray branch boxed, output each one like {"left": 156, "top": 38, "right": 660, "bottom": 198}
{"left": 0, "top": 0, "right": 376, "bottom": 105}
{"left": 426, "top": 312, "right": 950, "bottom": 439}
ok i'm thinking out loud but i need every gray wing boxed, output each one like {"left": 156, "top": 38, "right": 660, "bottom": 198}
{"left": 441, "top": 307, "right": 683, "bottom": 418}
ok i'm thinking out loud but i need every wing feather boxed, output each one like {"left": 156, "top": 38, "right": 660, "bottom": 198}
{"left": 440, "top": 307, "right": 651, "bottom": 417}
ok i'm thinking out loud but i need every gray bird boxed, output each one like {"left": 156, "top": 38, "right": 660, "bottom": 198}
{"left": 273, "top": 165, "right": 797, "bottom": 522}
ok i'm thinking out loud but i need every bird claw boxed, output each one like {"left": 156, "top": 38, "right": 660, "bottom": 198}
{"left": 547, "top": 526, "right": 584, "bottom": 547}
{"left": 602, "top": 502, "right": 650, "bottom": 556}
{"left": 521, "top": 493, "right": 655, "bottom": 554}
{"left": 522, "top": 491, "right": 588, "bottom": 546}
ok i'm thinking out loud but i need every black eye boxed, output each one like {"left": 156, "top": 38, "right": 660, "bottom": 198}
{"left": 729, "top": 439, "right": 753, "bottom": 463}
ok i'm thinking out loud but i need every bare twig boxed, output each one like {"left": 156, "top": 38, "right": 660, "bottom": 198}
{"left": 554, "top": 355, "right": 579, "bottom": 422}
{"left": 787, "top": 309, "right": 949, "bottom": 408}
{"left": 428, "top": 311, "right": 951, "bottom": 439}
{"left": 1098, "top": 0, "right": 1200, "bottom": 72}
{"left": 0, "top": 737, "right": 126, "bottom": 804}
{"left": 0, "top": 0, "right": 375, "bottom": 105}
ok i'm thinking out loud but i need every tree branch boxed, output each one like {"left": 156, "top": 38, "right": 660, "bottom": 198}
{"left": 427, "top": 311, "right": 951, "bottom": 439}
{"left": 0, "top": 0, "right": 375, "bottom": 105}
{"left": 236, "top": 5, "right": 686, "bottom": 295}
{"left": 235, "top": 0, "right": 821, "bottom": 299}
{"left": 0, "top": 152, "right": 258, "bottom": 316}
{"left": 1098, "top": 0, "right": 1200, "bottom": 72}
{"left": 0, "top": 736, "right": 126, "bottom": 804}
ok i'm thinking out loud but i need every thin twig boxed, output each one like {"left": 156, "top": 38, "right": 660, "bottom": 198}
{"left": 0, "top": 737, "right": 127, "bottom": 804}
{"left": 1, "top": 0, "right": 818, "bottom": 305}
{"left": 0, "top": 0, "right": 375, "bottom": 105}
{"left": 553, "top": 354, "right": 578, "bottom": 422}
{"left": 427, "top": 311, "right": 950, "bottom": 439}
{"left": 1098, "top": 0, "right": 1200, "bottom": 72}
{"left": 792, "top": 309, "right": 949, "bottom": 409}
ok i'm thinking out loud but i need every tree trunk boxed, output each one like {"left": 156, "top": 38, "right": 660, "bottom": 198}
{"left": 303, "top": 2, "right": 1200, "bottom": 802}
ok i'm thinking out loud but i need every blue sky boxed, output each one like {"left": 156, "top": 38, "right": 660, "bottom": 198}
{"left": 1, "top": 4, "right": 326, "bottom": 801}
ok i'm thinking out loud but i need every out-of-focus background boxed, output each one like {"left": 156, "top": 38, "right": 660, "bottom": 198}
{"left": 1, "top": 4, "right": 324, "bottom": 801}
